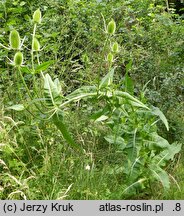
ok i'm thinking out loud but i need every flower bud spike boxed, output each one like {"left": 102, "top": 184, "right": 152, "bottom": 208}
{"left": 9, "top": 30, "right": 21, "bottom": 50}
{"left": 14, "top": 52, "right": 23, "bottom": 67}
{"left": 112, "top": 42, "right": 119, "bottom": 53}
{"left": 107, "top": 52, "right": 114, "bottom": 63}
{"left": 32, "top": 37, "right": 40, "bottom": 51}
{"left": 107, "top": 19, "right": 116, "bottom": 35}
{"left": 33, "top": 9, "right": 42, "bottom": 24}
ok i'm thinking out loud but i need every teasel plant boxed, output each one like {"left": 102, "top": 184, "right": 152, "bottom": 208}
{"left": 1, "top": 9, "right": 177, "bottom": 175}
{"left": 96, "top": 15, "right": 120, "bottom": 89}
{"left": 0, "top": 9, "right": 83, "bottom": 154}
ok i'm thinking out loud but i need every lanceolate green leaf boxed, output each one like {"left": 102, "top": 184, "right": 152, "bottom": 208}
{"left": 44, "top": 74, "right": 62, "bottom": 107}
{"left": 54, "top": 78, "right": 62, "bottom": 93}
{"left": 60, "top": 86, "right": 97, "bottom": 108}
{"left": 124, "top": 73, "right": 134, "bottom": 94}
{"left": 66, "top": 86, "right": 97, "bottom": 99}
{"left": 105, "top": 135, "right": 126, "bottom": 149}
{"left": 114, "top": 91, "right": 150, "bottom": 110}
{"left": 7, "top": 104, "right": 25, "bottom": 111}
{"left": 61, "top": 86, "right": 149, "bottom": 111}
{"left": 151, "top": 107, "right": 169, "bottom": 131}
{"left": 125, "top": 60, "right": 134, "bottom": 94}
{"left": 149, "top": 133, "right": 170, "bottom": 150}
{"left": 99, "top": 68, "right": 115, "bottom": 89}
{"left": 125, "top": 59, "right": 133, "bottom": 73}
{"left": 20, "top": 66, "right": 33, "bottom": 74}
{"left": 129, "top": 101, "right": 149, "bottom": 109}
{"left": 35, "top": 60, "right": 55, "bottom": 73}
{"left": 52, "top": 113, "right": 82, "bottom": 152}
{"left": 94, "top": 115, "right": 108, "bottom": 122}
{"left": 154, "top": 142, "right": 182, "bottom": 166}
{"left": 149, "top": 164, "right": 170, "bottom": 189}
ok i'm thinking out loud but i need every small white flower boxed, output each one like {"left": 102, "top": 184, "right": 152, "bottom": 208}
{"left": 85, "top": 165, "right": 90, "bottom": 171}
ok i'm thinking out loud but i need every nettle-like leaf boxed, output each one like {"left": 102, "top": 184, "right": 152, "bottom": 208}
{"left": 99, "top": 68, "right": 114, "bottom": 89}
{"left": 151, "top": 106, "right": 169, "bottom": 131}
{"left": 44, "top": 74, "right": 62, "bottom": 107}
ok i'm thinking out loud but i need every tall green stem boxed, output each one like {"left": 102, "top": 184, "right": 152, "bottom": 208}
{"left": 31, "top": 23, "right": 37, "bottom": 72}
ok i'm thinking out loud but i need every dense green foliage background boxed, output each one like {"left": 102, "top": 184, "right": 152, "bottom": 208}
{"left": 0, "top": 0, "right": 183, "bottom": 199}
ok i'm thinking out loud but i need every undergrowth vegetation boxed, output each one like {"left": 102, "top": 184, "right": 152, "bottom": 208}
{"left": 0, "top": 0, "right": 183, "bottom": 199}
